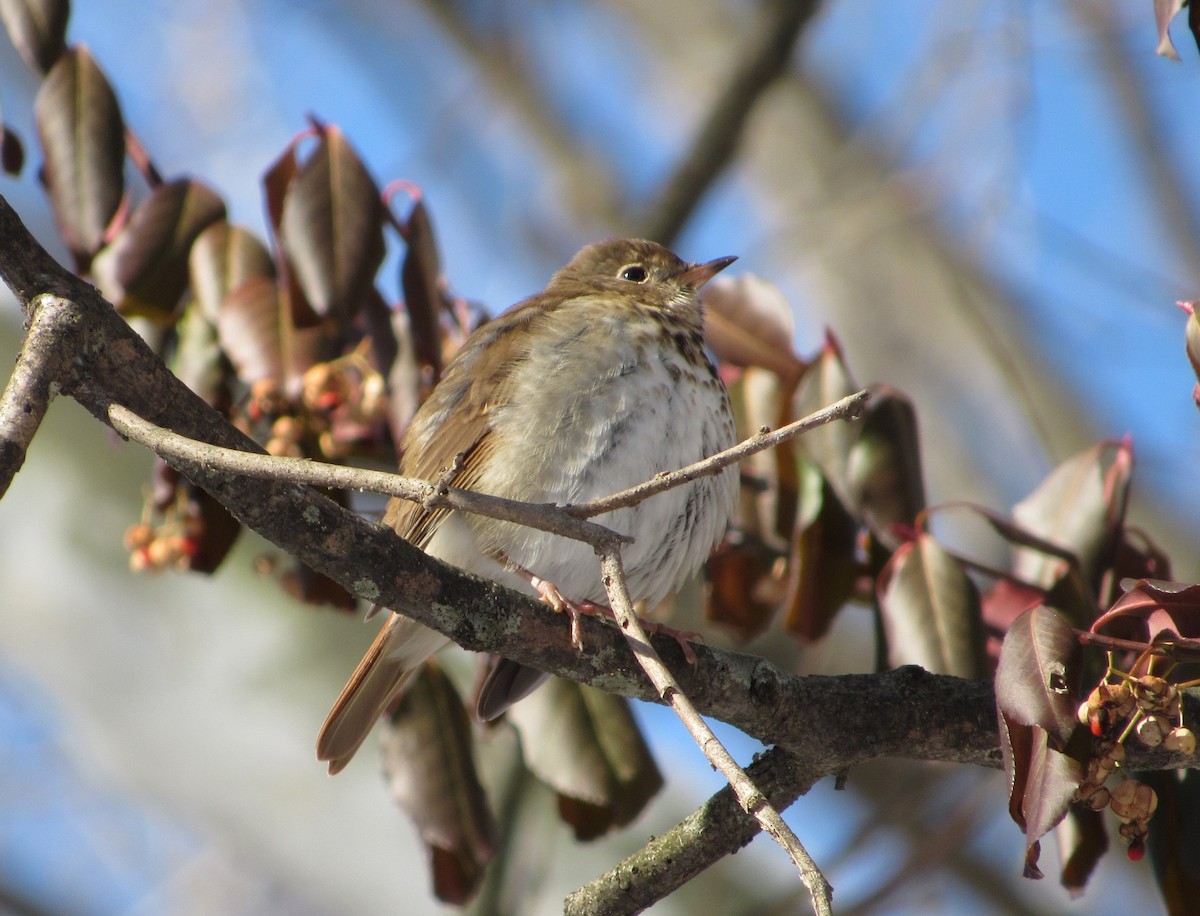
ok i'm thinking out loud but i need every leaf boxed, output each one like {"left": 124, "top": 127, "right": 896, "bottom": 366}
{"left": 400, "top": 197, "right": 445, "bottom": 378}
{"left": 1, "top": 122, "right": 24, "bottom": 175}
{"left": 783, "top": 461, "right": 860, "bottom": 642}
{"left": 845, "top": 386, "right": 925, "bottom": 542}
{"left": 705, "top": 532, "right": 781, "bottom": 642}
{"left": 506, "top": 679, "right": 662, "bottom": 840}
{"left": 995, "top": 605, "right": 1084, "bottom": 872}
{"left": 792, "top": 331, "right": 860, "bottom": 503}
{"left": 171, "top": 301, "right": 229, "bottom": 409}
{"left": 0, "top": 0, "right": 68, "bottom": 73}
{"left": 1056, "top": 806, "right": 1107, "bottom": 895}
{"left": 214, "top": 275, "right": 284, "bottom": 385}
{"left": 380, "top": 661, "right": 495, "bottom": 905}
{"left": 92, "top": 178, "right": 227, "bottom": 320}
{"left": 1091, "top": 579, "right": 1200, "bottom": 646}
{"left": 1185, "top": 304, "right": 1200, "bottom": 392}
{"left": 702, "top": 273, "right": 806, "bottom": 381}
{"left": 877, "top": 533, "right": 986, "bottom": 678}
{"left": 1011, "top": 439, "right": 1132, "bottom": 600}
{"left": 189, "top": 221, "right": 275, "bottom": 322}
{"left": 279, "top": 123, "right": 385, "bottom": 326}
{"left": 34, "top": 46, "right": 125, "bottom": 269}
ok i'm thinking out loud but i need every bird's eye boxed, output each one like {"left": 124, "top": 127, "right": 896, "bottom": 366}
{"left": 619, "top": 264, "right": 648, "bottom": 283}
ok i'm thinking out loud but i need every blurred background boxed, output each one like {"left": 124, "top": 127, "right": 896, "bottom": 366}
{"left": 0, "top": 0, "right": 1195, "bottom": 912}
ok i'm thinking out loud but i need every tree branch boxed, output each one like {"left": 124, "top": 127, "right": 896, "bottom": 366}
{"left": 0, "top": 296, "right": 61, "bottom": 497}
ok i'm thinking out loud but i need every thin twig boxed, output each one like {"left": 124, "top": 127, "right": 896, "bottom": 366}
{"left": 570, "top": 389, "right": 868, "bottom": 518}
{"left": 595, "top": 546, "right": 833, "bottom": 915}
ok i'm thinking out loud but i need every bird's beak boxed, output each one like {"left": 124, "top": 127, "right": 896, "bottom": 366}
{"left": 677, "top": 255, "right": 737, "bottom": 289}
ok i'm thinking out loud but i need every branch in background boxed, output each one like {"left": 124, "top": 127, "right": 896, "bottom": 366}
{"left": 0, "top": 298, "right": 59, "bottom": 497}
{"left": 639, "top": 0, "right": 824, "bottom": 244}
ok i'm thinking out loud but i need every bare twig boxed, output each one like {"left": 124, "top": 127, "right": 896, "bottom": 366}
{"left": 596, "top": 546, "right": 833, "bottom": 915}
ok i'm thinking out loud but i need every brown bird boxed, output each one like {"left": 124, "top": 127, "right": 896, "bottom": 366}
{"left": 316, "top": 238, "right": 738, "bottom": 774}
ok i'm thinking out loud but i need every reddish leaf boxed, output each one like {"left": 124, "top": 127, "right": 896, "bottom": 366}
{"left": 381, "top": 662, "right": 495, "bottom": 905}
{"left": 846, "top": 386, "right": 925, "bottom": 542}
{"left": 92, "top": 178, "right": 227, "bottom": 320}
{"left": 995, "top": 606, "right": 1084, "bottom": 870}
{"left": 400, "top": 197, "right": 445, "bottom": 378}
{"left": 34, "top": 46, "right": 125, "bottom": 270}
{"left": 214, "top": 275, "right": 284, "bottom": 386}
{"left": 1185, "top": 304, "right": 1200, "bottom": 393}
{"left": 1091, "top": 579, "right": 1200, "bottom": 645}
{"left": 877, "top": 533, "right": 985, "bottom": 678}
{"left": 279, "top": 124, "right": 385, "bottom": 326}
{"left": 0, "top": 0, "right": 68, "bottom": 73}
{"left": 705, "top": 532, "right": 780, "bottom": 642}
{"left": 278, "top": 562, "right": 356, "bottom": 610}
{"left": 783, "top": 463, "right": 860, "bottom": 642}
{"left": 189, "top": 221, "right": 275, "bottom": 322}
{"left": 702, "top": 273, "right": 806, "bottom": 382}
{"left": 506, "top": 679, "right": 662, "bottom": 840}
{"left": 1056, "top": 806, "right": 1108, "bottom": 895}
{"left": 1011, "top": 440, "right": 1132, "bottom": 601}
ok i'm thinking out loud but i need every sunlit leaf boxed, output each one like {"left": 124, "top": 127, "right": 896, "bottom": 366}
{"left": 381, "top": 661, "right": 495, "bottom": 905}
{"left": 702, "top": 273, "right": 806, "bottom": 381}
{"left": 846, "top": 386, "right": 925, "bottom": 542}
{"left": 877, "top": 532, "right": 985, "bottom": 678}
{"left": 214, "top": 275, "right": 283, "bottom": 385}
{"left": 189, "top": 221, "right": 275, "bottom": 322}
{"left": 792, "top": 331, "right": 860, "bottom": 503}
{"left": 1012, "top": 440, "right": 1132, "bottom": 602}
{"left": 506, "top": 678, "right": 662, "bottom": 840}
{"left": 34, "top": 46, "right": 125, "bottom": 269}
{"left": 0, "top": 0, "right": 68, "bottom": 73}
{"left": 1091, "top": 579, "right": 1200, "bottom": 647}
{"left": 400, "top": 197, "right": 445, "bottom": 378}
{"left": 279, "top": 123, "right": 385, "bottom": 326}
{"left": 92, "top": 178, "right": 226, "bottom": 320}
{"left": 1154, "top": 0, "right": 1187, "bottom": 60}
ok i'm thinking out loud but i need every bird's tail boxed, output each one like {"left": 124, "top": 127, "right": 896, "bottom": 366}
{"left": 316, "top": 611, "right": 449, "bottom": 774}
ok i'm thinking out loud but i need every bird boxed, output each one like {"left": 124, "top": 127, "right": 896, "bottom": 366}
{"left": 316, "top": 238, "right": 739, "bottom": 774}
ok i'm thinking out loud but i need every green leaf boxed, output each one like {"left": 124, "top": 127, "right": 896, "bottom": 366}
{"left": 34, "top": 46, "right": 125, "bottom": 269}
{"left": 878, "top": 532, "right": 985, "bottom": 679}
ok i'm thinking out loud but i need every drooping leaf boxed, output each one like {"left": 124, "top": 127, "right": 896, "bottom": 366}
{"left": 400, "top": 196, "right": 445, "bottom": 378}
{"left": 92, "top": 178, "right": 227, "bottom": 320}
{"left": 506, "top": 678, "right": 662, "bottom": 840}
{"left": 171, "top": 301, "right": 229, "bottom": 409}
{"left": 0, "top": 0, "right": 69, "bottom": 74}
{"left": 1056, "top": 806, "right": 1108, "bottom": 895}
{"left": 1184, "top": 303, "right": 1200, "bottom": 396}
{"left": 214, "top": 275, "right": 283, "bottom": 386}
{"left": 783, "top": 460, "right": 860, "bottom": 642}
{"left": 845, "top": 386, "right": 925, "bottom": 543}
{"left": 877, "top": 532, "right": 985, "bottom": 678}
{"left": 381, "top": 661, "right": 495, "bottom": 906}
{"left": 1011, "top": 440, "right": 1132, "bottom": 604}
{"left": 702, "top": 273, "right": 806, "bottom": 382}
{"left": 705, "top": 531, "right": 781, "bottom": 642}
{"left": 995, "top": 605, "right": 1084, "bottom": 873}
{"left": 34, "top": 46, "right": 125, "bottom": 270}
{"left": 279, "top": 123, "right": 385, "bottom": 327}
{"left": 792, "top": 331, "right": 860, "bottom": 504}
{"left": 1091, "top": 579, "right": 1200, "bottom": 649}
{"left": 189, "top": 220, "right": 275, "bottom": 322}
